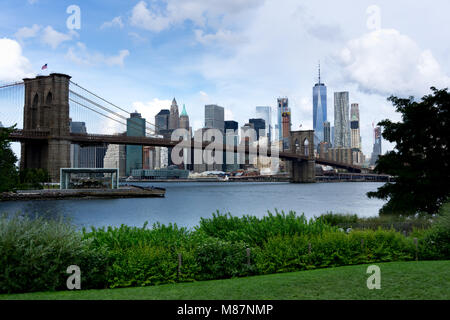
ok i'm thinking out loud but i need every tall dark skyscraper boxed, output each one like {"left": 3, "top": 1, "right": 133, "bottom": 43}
{"left": 225, "top": 120, "right": 238, "bottom": 132}
{"left": 256, "top": 106, "right": 272, "bottom": 142}
{"left": 126, "top": 112, "right": 146, "bottom": 176}
{"left": 249, "top": 118, "right": 266, "bottom": 141}
{"left": 313, "top": 64, "right": 327, "bottom": 142}
{"left": 155, "top": 109, "right": 170, "bottom": 135}
{"left": 323, "top": 121, "right": 331, "bottom": 145}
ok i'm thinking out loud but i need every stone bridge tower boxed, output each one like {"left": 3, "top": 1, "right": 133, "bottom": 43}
{"left": 289, "top": 130, "right": 316, "bottom": 183}
{"left": 20, "top": 73, "right": 71, "bottom": 182}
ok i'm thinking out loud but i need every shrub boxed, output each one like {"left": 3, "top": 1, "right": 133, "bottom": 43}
{"left": 194, "top": 237, "right": 254, "bottom": 280}
{"left": 419, "top": 203, "right": 450, "bottom": 260}
{"left": 0, "top": 214, "right": 110, "bottom": 294}
{"left": 254, "top": 229, "right": 415, "bottom": 275}
{"left": 197, "top": 210, "right": 335, "bottom": 247}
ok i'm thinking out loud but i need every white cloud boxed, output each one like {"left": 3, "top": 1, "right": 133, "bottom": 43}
{"left": 41, "top": 26, "right": 77, "bottom": 49}
{"left": 129, "top": 0, "right": 264, "bottom": 32}
{"left": 130, "top": 1, "right": 171, "bottom": 32}
{"left": 101, "top": 16, "right": 124, "bottom": 29}
{"left": 66, "top": 42, "right": 129, "bottom": 67}
{"left": 338, "top": 29, "right": 450, "bottom": 97}
{"left": 14, "top": 24, "right": 41, "bottom": 41}
{"left": 0, "top": 38, "right": 34, "bottom": 82}
{"left": 195, "top": 29, "right": 246, "bottom": 46}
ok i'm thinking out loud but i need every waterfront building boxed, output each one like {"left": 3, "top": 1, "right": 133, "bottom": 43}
{"left": 350, "top": 103, "right": 361, "bottom": 150}
{"left": 103, "top": 144, "right": 126, "bottom": 177}
{"left": 370, "top": 126, "right": 382, "bottom": 167}
{"left": 249, "top": 118, "right": 266, "bottom": 141}
{"left": 69, "top": 120, "right": 86, "bottom": 168}
{"left": 313, "top": 65, "right": 327, "bottom": 143}
{"left": 179, "top": 104, "right": 192, "bottom": 170}
{"left": 69, "top": 120, "right": 107, "bottom": 168}
{"left": 324, "top": 121, "right": 331, "bottom": 146}
{"left": 277, "top": 98, "right": 289, "bottom": 143}
{"left": 205, "top": 104, "right": 225, "bottom": 132}
{"left": 334, "top": 92, "right": 351, "bottom": 148}
{"left": 326, "top": 147, "right": 353, "bottom": 165}
{"left": 256, "top": 106, "right": 272, "bottom": 142}
{"left": 126, "top": 111, "right": 146, "bottom": 176}
{"left": 155, "top": 109, "right": 170, "bottom": 134}
{"left": 168, "top": 98, "right": 180, "bottom": 130}
{"left": 224, "top": 120, "right": 240, "bottom": 172}
{"left": 131, "top": 167, "right": 190, "bottom": 180}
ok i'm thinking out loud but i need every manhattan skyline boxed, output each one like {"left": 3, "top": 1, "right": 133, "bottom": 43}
{"left": 1, "top": 0, "right": 450, "bottom": 158}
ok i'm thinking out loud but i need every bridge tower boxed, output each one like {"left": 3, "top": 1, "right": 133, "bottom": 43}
{"left": 289, "top": 130, "right": 316, "bottom": 183}
{"left": 20, "top": 73, "right": 71, "bottom": 182}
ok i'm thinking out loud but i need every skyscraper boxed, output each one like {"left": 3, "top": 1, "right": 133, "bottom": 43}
{"left": 277, "top": 98, "right": 288, "bottom": 141}
{"left": 126, "top": 112, "right": 146, "bottom": 176}
{"left": 205, "top": 104, "right": 225, "bottom": 132}
{"left": 249, "top": 118, "right": 266, "bottom": 141}
{"left": 168, "top": 98, "right": 180, "bottom": 130}
{"left": 334, "top": 92, "right": 351, "bottom": 148}
{"left": 256, "top": 106, "right": 272, "bottom": 142}
{"left": 155, "top": 109, "right": 170, "bottom": 134}
{"left": 350, "top": 103, "right": 361, "bottom": 150}
{"left": 323, "top": 121, "right": 331, "bottom": 145}
{"left": 313, "top": 65, "right": 327, "bottom": 142}
{"left": 278, "top": 98, "right": 292, "bottom": 149}
{"left": 224, "top": 121, "right": 239, "bottom": 172}
{"left": 179, "top": 104, "right": 190, "bottom": 131}
{"left": 370, "top": 126, "right": 382, "bottom": 166}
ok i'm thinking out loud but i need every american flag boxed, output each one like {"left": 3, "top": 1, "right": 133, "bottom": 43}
{"left": 41, "top": 64, "right": 48, "bottom": 70}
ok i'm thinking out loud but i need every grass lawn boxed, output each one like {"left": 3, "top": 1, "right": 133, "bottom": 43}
{"left": 1, "top": 261, "right": 449, "bottom": 300}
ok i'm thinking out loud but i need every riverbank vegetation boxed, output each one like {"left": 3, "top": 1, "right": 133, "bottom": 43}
{"left": 1, "top": 203, "right": 449, "bottom": 294}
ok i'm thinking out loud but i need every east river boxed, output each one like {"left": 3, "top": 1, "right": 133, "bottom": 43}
{"left": 0, "top": 182, "right": 387, "bottom": 230}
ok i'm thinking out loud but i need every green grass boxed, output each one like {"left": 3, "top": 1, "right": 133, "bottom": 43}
{"left": 2, "top": 261, "right": 449, "bottom": 300}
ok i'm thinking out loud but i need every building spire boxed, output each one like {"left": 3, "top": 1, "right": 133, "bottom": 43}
{"left": 318, "top": 61, "right": 321, "bottom": 85}
{"left": 180, "top": 104, "right": 188, "bottom": 117}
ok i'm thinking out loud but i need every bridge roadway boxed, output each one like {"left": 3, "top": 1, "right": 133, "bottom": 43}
{"left": 7, "top": 129, "right": 363, "bottom": 173}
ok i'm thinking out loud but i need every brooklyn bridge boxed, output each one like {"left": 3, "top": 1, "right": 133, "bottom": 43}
{"left": 0, "top": 73, "right": 364, "bottom": 183}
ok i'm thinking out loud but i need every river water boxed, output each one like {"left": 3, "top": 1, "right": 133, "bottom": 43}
{"left": 0, "top": 182, "right": 386, "bottom": 230}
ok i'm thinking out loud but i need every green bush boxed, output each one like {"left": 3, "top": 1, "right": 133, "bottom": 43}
{"left": 194, "top": 237, "right": 254, "bottom": 280}
{"left": 419, "top": 203, "right": 450, "bottom": 260}
{"left": 0, "top": 214, "right": 110, "bottom": 294}
{"left": 197, "top": 210, "right": 335, "bottom": 247}
{"left": 254, "top": 229, "right": 415, "bottom": 275}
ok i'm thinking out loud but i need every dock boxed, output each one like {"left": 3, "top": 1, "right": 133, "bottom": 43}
{"left": 0, "top": 186, "right": 165, "bottom": 201}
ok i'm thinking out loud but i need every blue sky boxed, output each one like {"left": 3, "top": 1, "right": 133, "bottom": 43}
{"left": 1, "top": 0, "right": 450, "bottom": 157}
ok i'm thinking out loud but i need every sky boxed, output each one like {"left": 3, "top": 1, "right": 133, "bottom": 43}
{"left": 1, "top": 0, "right": 450, "bottom": 157}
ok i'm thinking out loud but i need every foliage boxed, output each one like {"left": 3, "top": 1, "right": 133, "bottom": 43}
{"left": 317, "top": 212, "right": 432, "bottom": 233}
{"left": 0, "top": 126, "right": 19, "bottom": 193}
{"left": 368, "top": 87, "right": 450, "bottom": 215}
{"left": 196, "top": 210, "right": 335, "bottom": 247}
{"left": 419, "top": 203, "right": 450, "bottom": 260}
{"left": 194, "top": 237, "right": 255, "bottom": 280}
{"left": 1, "top": 208, "right": 448, "bottom": 294}
{"left": 18, "top": 168, "right": 51, "bottom": 190}
{"left": 0, "top": 214, "right": 110, "bottom": 294}
{"left": 254, "top": 229, "right": 415, "bottom": 274}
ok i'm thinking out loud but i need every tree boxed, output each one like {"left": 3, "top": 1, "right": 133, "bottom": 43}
{"left": 368, "top": 87, "right": 450, "bottom": 216}
{"left": 0, "top": 126, "right": 19, "bottom": 192}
